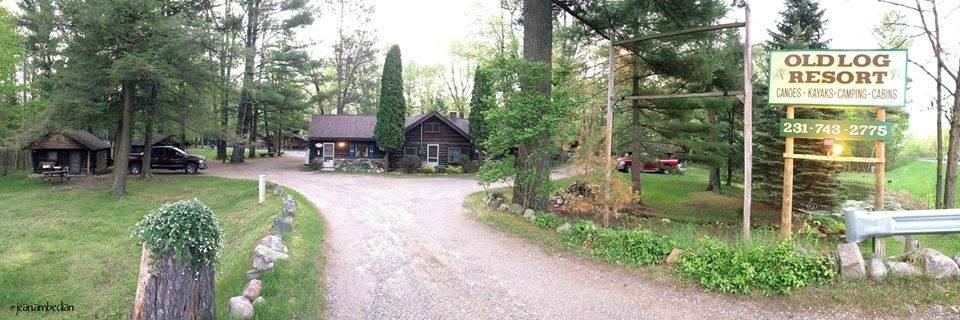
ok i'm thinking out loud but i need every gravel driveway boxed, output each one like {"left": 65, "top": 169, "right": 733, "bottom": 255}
{"left": 205, "top": 152, "right": 870, "bottom": 320}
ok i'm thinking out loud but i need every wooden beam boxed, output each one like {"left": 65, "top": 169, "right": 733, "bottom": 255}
{"left": 782, "top": 153, "right": 883, "bottom": 163}
{"left": 741, "top": 4, "right": 753, "bottom": 241}
{"left": 781, "top": 106, "right": 795, "bottom": 239}
{"left": 874, "top": 108, "right": 887, "bottom": 257}
{"left": 614, "top": 22, "right": 746, "bottom": 45}
{"left": 621, "top": 91, "right": 744, "bottom": 101}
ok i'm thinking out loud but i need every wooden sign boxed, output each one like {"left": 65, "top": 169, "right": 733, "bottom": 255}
{"left": 779, "top": 118, "right": 894, "bottom": 141}
{"left": 768, "top": 50, "right": 907, "bottom": 108}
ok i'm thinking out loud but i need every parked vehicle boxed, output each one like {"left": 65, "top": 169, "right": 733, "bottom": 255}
{"left": 616, "top": 152, "right": 684, "bottom": 174}
{"left": 128, "top": 146, "right": 207, "bottom": 174}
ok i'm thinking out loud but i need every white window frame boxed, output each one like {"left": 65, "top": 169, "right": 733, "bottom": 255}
{"left": 426, "top": 144, "right": 440, "bottom": 164}
{"left": 322, "top": 142, "right": 335, "bottom": 161}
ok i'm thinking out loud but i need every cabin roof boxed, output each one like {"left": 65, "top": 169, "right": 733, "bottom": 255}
{"left": 308, "top": 111, "right": 469, "bottom": 140}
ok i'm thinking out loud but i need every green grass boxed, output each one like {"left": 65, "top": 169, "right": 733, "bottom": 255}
{"left": 0, "top": 173, "right": 325, "bottom": 319}
{"left": 467, "top": 165, "right": 960, "bottom": 316}
{"left": 186, "top": 147, "right": 271, "bottom": 160}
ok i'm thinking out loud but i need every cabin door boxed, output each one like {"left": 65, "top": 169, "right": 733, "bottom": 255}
{"left": 426, "top": 144, "right": 439, "bottom": 166}
{"left": 322, "top": 143, "right": 335, "bottom": 161}
{"left": 69, "top": 151, "right": 81, "bottom": 174}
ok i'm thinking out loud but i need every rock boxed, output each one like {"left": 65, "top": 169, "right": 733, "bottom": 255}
{"left": 523, "top": 209, "right": 536, "bottom": 221}
{"left": 555, "top": 197, "right": 564, "bottom": 205}
{"left": 245, "top": 269, "right": 261, "bottom": 280}
{"left": 919, "top": 248, "right": 960, "bottom": 279}
{"left": 665, "top": 248, "right": 683, "bottom": 264}
{"left": 509, "top": 203, "right": 523, "bottom": 215}
{"left": 242, "top": 279, "right": 262, "bottom": 301}
{"left": 887, "top": 262, "right": 922, "bottom": 277}
{"left": 486, "top": 197, "right": 503, "bottom": 210}
{"left": 272, "top": 217, "right": 294, "bottom": 235}
{"left": 253, "top": 296, "right": 265, "bottom": 305}
{"left": 253, "top": 254, "right": 273, "bottom": 270}
{"left": 255, "top": 244, "right": 290, "bottom": 262}
{"left": 496, "top": 203, "right": 510, "bottom": 212}
{"left": 660, "top": 218, "right": 671, "bottom": 223}
{"left": 868, "top": 257, "right": 887, "bottom": 280}
{"left": 836, "top": 243, "right": 866, "bottom": 279}
{"left": 228, "top": 296, "right": 254, "bottom": 319}
{"left": 555, "top": 223, "right": 571, "bottom": 234}
{"left": 258, "top": 235, "right": 289, "bottom": 254}
{"left": 954, "top": 252, "right": 960, "bottom": 266}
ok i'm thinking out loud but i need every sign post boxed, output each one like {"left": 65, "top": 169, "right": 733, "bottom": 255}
{"left": 768, "top": 50, "right": 907, "bottom": 254}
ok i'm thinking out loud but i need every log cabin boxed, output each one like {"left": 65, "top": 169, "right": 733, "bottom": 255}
{"left": 28, "top": 130, "right": 112, "bottom": 175}
{"left": 307, "top": 111, "right": 475, "bottom": 170}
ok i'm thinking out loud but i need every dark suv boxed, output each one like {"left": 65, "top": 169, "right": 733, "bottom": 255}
{"left": 128, "top": 146, "right": 207, "bottom": 174}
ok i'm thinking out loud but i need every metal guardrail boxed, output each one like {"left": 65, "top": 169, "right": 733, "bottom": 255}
{"left": 845, "top": 208, "right": 960, "bottom": 243}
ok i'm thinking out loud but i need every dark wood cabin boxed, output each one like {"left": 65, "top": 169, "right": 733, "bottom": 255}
{"left": 307, "top": 111, "right": 475, "bottom": 170}
{"left": 29, "top": 130, "right": 112, "bottom": 175}
{"left": 131, "top": 135, "right": 175, "bottom": 153}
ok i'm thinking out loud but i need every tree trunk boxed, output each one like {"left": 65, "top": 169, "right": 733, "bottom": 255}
{"left": 249, "top": 108, "right": 258, "bottom": 158}
{"left": 943, "top": 64, "right": 960, "bottom": 208}
{"left": 142, "top": 83, "right": 157, "bottom": 181}
{"left": 217, "top": 0, "right": 235, "bottom": 161}
{"left": 111, "top": 81, "right": 134, "bottom": 196}
{"left": 130, "top": 246, "right": 215, "bottom": 320}
{"left": 629, "top": 56, "right": 643, "bottom": 199}
{"left": 512, "top": 0, "right": 553, "bottom": 211}
{"left": 231, "top": 0, "right": 260, "bottom": 164}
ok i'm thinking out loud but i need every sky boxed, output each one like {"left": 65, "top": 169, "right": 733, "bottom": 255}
{"left": 3, "top": 0, "right": 954, "bottom": 137}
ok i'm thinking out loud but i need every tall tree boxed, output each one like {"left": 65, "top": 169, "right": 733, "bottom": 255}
{"left": 0, "top": 8, "right": 23, "bottom": 142}
{"left": 331, "top": 0, "right": 379, "bottom": 115}
{"left": 467, "top": 66, "right": 492, "bottom": 153}
{"left": 374, "top": 45, "right": 406, "bottom": 164}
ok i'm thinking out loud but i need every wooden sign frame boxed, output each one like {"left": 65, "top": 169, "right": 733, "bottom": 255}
{"left": 781, "top": 105, "right": 887, "bottom": 256}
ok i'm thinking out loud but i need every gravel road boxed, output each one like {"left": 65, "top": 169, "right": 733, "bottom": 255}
{"left": 205, "top": 152, "right": 884, "bottom": 320}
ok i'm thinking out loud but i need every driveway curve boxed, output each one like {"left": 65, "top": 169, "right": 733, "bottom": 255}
{"left": 206, "top": 152, "right": 864, "bottom": 320}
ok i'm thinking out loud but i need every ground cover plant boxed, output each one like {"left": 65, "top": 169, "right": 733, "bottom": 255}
{"left": 0, "top": 174, "right": 326, "bottom": 319}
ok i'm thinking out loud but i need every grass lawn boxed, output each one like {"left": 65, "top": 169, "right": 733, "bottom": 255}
{"left": 0, "top": 173, "right": 325, "bottom": 319}
{"left": 187, "top": 147, "right": 276, "bottom": 160}
{"left": 466, "top": 164, "right": 960, "bottom": 316}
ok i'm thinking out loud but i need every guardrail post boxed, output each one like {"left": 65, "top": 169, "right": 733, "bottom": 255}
{"left": 258, "top": 175, "right": 266, "bottom": 204}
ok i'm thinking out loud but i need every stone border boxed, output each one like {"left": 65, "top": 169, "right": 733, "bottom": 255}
{"left": 228, "top": 181, "right": 298, "bottom": 319}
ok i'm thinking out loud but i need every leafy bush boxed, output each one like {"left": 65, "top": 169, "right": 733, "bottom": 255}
{"left": 131, "top": 199, "right": 224, "bottom": 273}
{"left": 532, "top": 211, "right": 562, "bottom": 229}
{"left": 420, "top": 166, "right": 436, "bottom": 174}
{"left": 565, "top": 220, "right": 599, "bottom": 245}
{"left": 435, "top": 164, "right": 447, "bottom": 173}
{"left": 399, "top": 156, "right": 421, "bottom": 173}
{"left": 446, "top": 166, "right": 463, "bottom": 174}
{"left": 589, "top": 228, "right": 673, "bottom": 266}
{"left": 461, "top": 159, "right": 480, "bottom": 173}
{"left": 677, "top": 241, "right": 835, "bottom": 295}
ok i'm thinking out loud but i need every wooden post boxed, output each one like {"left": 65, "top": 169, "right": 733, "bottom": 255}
{"left": 781, "top": 106, "right": 795, "bottom": 239}
{"left": 258, "top": 174, "right": 266, "bottom": 204}
{"left": 874, "top": 108, "right": 887, "bottom": 257}
{"left": 603, "top": 42, "right": 616, "bottom": 227}
{"left": 741, "top": 3, "right": 753, "bottom": 240}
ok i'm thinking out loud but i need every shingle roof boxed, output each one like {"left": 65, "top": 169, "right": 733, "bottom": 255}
{"left": 65, "top": 130, "right": 111, "bottom": 150}
{"left": 309, "top": 112, "right": 470, "bottom": 140}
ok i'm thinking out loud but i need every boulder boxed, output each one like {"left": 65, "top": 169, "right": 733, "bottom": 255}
{"left": 836, "top": 243, "right": 866, "bottom": 279}
{"left": 486, "top": 197, "right": 503, "bottom": 210}
{"left": 665, "top": 248, "right": 683, "bottom": 264}
{"left": 919, "top": 248, "right": 960, "bottom": 279}
{"left": 253, "top": 255, "right": 272, "bottom": 270}
{"left": 660, "top": 218, "right": 671, "bottom": 223}
{"left": 242, "top": 279, "right": 262, "bottom": 301}
{"left": 253, "top": 296, "right": 265, "bottom": 305}
{"left": 255, "top": 244, "right": 290, "bottom": 262}
{"left": 228, "top": 296, "right": 254, "bottom": 319}
{"left": 496, "top": 204, "right": 510, "bottom": 212}
{"left": 258, "top": 235, "right": 289, "bottom": 254}
{"left": 509, "top": 203, "right": 524, "bottom": 215}
{"left": 523, "top": 209, "right": 536, "bottom": 221}
{"left": 555, "top": 223, "right": 571, "bottom": 234}
{"left": 272, "top": 217, "right": 294, "bottom": 235}
{"left": 281, "top": 201, "right": 297, "bottom": 217}
{"left": 867, "top": 257, "right": 887, "bottom": 280}
{"left": 887, "top": 262, "right": 922, "bottom": 277}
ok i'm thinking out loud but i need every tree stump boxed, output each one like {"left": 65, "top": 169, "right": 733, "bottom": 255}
{"left": 131, "top": 245, "right": 215, "bottom": 320}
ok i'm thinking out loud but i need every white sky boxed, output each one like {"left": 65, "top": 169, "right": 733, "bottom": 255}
{"left": 3, "top": 0, "right": 954, "bottom": 137}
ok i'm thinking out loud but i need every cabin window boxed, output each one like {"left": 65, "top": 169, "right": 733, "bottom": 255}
{"left": 351, "top": 144, "right": 368, "bottom": 159}
{"left": 448, "top": 147, "right": 462, "bottom": 164}
{"left": 404, "top": 147, "right": 418, "bottom": 157}
{"left": 424, "top": 122, "right": 440, "bottom": 133}
{"left": 47, "top": 151, "right": 57, "bottom": 161}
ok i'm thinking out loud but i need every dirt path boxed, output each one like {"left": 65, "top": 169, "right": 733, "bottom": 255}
{"left": 206, "top": 152, "right": 862, "bottom": 320}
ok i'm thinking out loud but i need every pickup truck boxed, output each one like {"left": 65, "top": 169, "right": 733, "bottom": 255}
{"left": 616, "top": 152, "right": 684, "bottom": 174}
{"left": 128, "top": 146, "right": 207, "bottom": 174}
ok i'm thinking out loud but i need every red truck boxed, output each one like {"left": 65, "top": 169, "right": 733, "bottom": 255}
{"left": 128, "top": 146, "right": 207, "bottom": 174}
{"left": 616, "top": 152, "right": 684, "bottom": 174}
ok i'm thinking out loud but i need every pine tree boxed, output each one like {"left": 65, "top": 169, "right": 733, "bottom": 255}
{"left": 467, "top": 66, "right": 492, "bottom": 152}
{"left": 374, "top": 45, "right": 406, "bottom": 163}
{"left": 754, "top": 0, "right": 842, "bottom": 212}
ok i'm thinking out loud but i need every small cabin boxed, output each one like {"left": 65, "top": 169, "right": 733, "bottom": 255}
{"left": 28, "top": 130, "right": 112, "bottom": 175}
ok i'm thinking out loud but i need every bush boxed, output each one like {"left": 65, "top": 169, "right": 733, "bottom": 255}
{"left": 420, "top": 166, "right": 436, "bottom": 174}
{"left": 131, "top": 199, "right": 224, "bottom": 273}
{"left": 565, "top": 220, "right": 598, "bottom": 245}
{"left": 399, "top": 156, "right": 421, "bottom": 173}
{"left": 589, "top": 228, "right": 673, "bottom": 266}
{"left": 435, "top": 164, "right": 447, "bottom": 173}
{"left": 532, "top": 211, "right": 562, "bottom": 230}
{"left": 677, "top": 241, "right": 835, "bottom": 295}
{"left": 446, "top": 166, "right": 463, "bottom": 174}
{"left": 461, "top": 159, "right": 480, "bottom": 173}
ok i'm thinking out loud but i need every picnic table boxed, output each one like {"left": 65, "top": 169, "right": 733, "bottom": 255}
{"left": 41, "top": 168, "right": 71, "bottom": 184}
